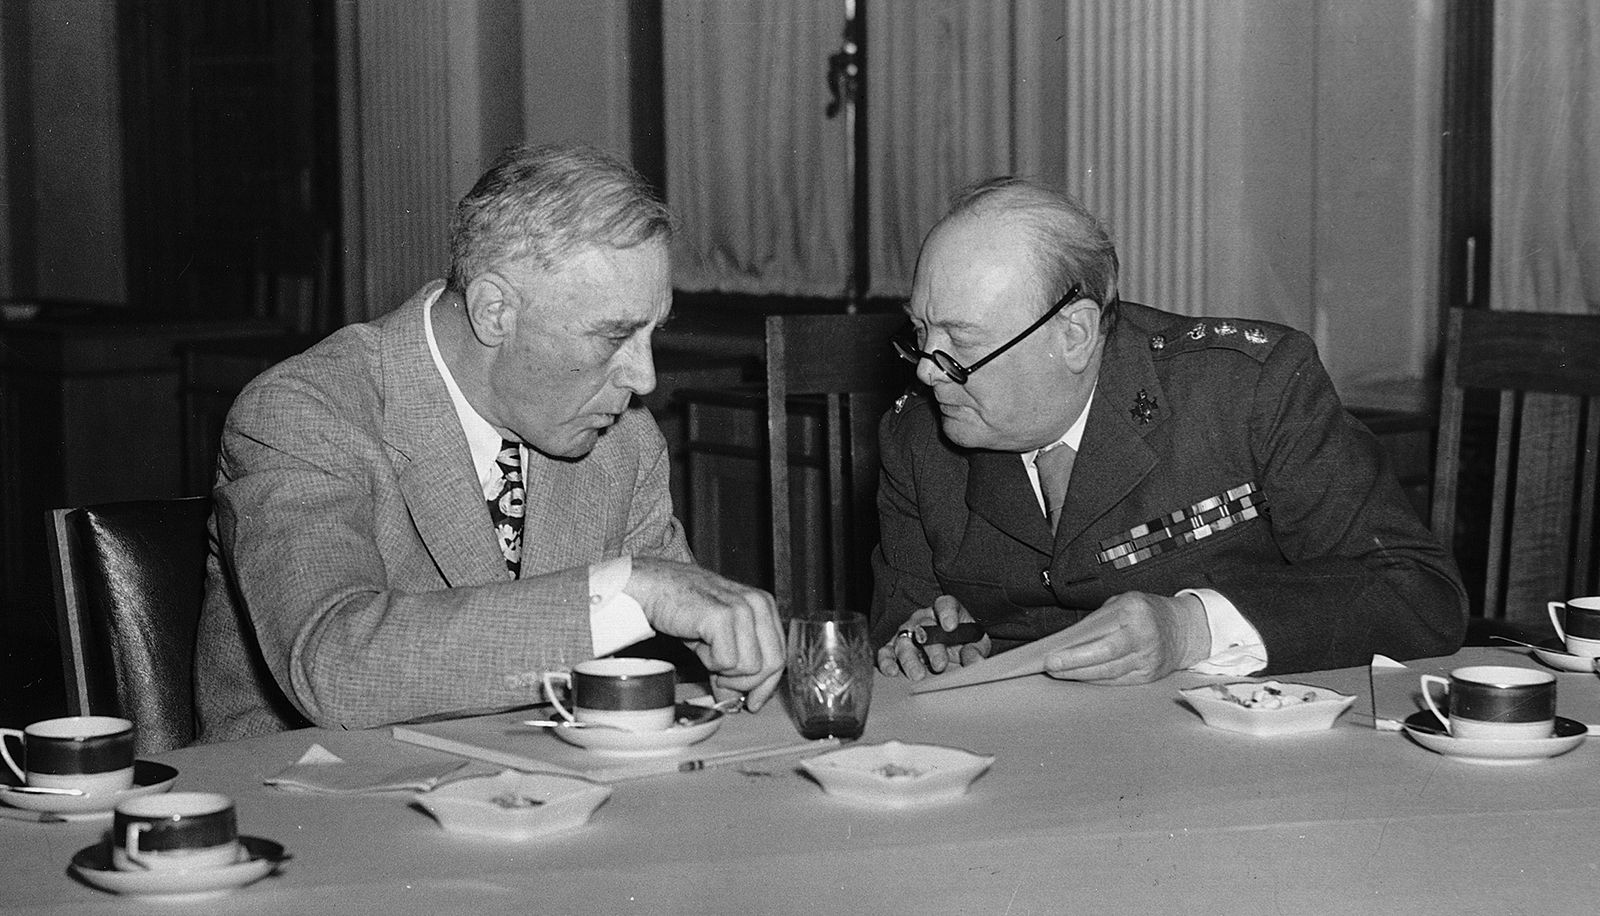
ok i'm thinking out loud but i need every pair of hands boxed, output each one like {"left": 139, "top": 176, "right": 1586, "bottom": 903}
{"left": 877, "top": 591, "right": 1212, "bottom": 685}
{"left": 626, "top": 558, "right": 786, "bottom": 711}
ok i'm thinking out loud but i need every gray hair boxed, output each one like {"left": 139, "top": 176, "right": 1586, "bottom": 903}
{"left": 446, "top": 143, "right": 674, "bottom": 293}
{"left": 944, "top": 177, "right": 1120, "bottom": 331}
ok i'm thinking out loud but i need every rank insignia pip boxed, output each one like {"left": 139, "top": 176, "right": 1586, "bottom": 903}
{"left": 1130, "top": 388, "right": 1158, "bottom": 425}
{"left": 1149, "top": 334, "right": 1166, "bottom": 351}
{"left": 1244, "top": 327, "right": 1269, "bottom": 344}
{"left": 1215, "top": 322, "right": 1236, "bottom": 336}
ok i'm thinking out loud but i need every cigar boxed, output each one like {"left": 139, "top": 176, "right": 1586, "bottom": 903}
{"left": 915, "top": 621, "right": 987, "bottom": 646}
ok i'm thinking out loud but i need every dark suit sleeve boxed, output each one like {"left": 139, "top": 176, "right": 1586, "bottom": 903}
{"left": 869, "top": 402, "right": 945, "bottom": 645}
{"left": 1204, "top": 334, "right": 1467, "bottom": 672}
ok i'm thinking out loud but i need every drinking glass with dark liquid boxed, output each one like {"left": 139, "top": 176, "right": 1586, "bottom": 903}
{"left": 785, "top": 609, "right": 873, "bottom": 740}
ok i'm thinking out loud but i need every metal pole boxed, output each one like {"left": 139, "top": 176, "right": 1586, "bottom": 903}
{"left": 827, "top": 0, "right": 867, "bottom": 313}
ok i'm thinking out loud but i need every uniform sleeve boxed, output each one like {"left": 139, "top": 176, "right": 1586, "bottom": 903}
{"left": 1202, "top": 334, "right": 1467, "bottom": 672}
{"left": 869, "top": 402, "right": 944, "bottom": 645}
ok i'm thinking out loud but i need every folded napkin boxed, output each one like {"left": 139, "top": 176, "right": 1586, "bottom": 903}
{"left": 265, "top": 743, "right": 468, "bottom": 795}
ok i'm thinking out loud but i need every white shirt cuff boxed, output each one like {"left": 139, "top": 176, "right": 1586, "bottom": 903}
{"left": 1179, "top": 587, "right": 1267, "bottom": 676}
{"left": 589, "top": 556, "right": 654, "bottom": 657}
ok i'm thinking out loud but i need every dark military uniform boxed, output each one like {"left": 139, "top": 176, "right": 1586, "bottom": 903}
{"left": 870, "top": 301, "right": 1466, "bottom": 675}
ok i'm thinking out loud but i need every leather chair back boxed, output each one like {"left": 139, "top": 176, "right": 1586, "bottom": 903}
{"left": 48, "top": 498, "right": 211, "bottom": 754}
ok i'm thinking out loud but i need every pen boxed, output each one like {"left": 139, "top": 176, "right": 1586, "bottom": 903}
{"left": 597, "top": 737, "right": 842, "bottom": 782}
{"left": 675, "top": 737, "right": 843, "bottom": 773}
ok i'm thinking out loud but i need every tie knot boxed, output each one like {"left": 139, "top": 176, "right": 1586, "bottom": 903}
{"left": 496, "top": 439, "right": 522, "bottom": 470}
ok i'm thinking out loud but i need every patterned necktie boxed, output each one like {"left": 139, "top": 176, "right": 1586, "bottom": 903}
{"left": 1036, "top": 443, "right": 1077, "bottom": 534}
{"left": 488, "top": 439, "right": 525, "bottom": 577}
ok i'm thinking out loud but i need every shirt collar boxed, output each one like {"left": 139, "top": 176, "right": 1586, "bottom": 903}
{"left": 423, "top": 290, "right": 507, "bottom": 490}
{"left": 1023, "top": 384, "right": 1096, "bottom": 468}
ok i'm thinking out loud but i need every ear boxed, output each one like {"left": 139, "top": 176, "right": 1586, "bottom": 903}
{"left": 463, "top": 272, "right": 518, "bottom": 347}
{"left": 1057, "top": 297, "right": 1103, "bottom": 373}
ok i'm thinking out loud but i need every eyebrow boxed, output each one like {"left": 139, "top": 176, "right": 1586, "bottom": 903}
{"left": 913, "top": 314, "right": 988, "bottom": 334}
{"left": 590, "top": 316, "right": 656, "bottom": 336}
{"left": 902, "top": 303, "right": 984, "bottom": 334}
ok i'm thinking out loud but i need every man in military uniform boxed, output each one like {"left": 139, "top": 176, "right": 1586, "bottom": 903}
{"left": 874, "top": 177, "right": 1466, "bottom": 684}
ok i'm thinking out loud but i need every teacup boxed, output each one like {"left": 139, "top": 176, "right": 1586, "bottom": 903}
{"left": 113, "top": 792, "right": 241, "bottom": 871}
{"left": 0, "top": 716, "right": 135, "bottom": 795}
{"left": 1420, "top": 665, "right": 1555, "bottom": 741}
{"left": 541, "top": 658, "right": 676, "bottom": 733}
{"left": 1547, "top": 596, "right": 1600, "bottom": 658}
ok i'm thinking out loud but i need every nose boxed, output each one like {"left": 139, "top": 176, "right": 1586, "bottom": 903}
{"left": 616, "top": 335, "right": 657, "bottom": 397}
{"left": 913, "top": 355, "right": 946, "bottom": 387}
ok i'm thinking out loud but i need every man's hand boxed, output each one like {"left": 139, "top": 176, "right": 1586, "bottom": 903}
{"left": 876, "top": 595, "right": 991, "bottom": 680}
{"left": 1042, "top": 591, "right": 1210, "bottom": 684}
{"left": 625, "top": 558, "right": 785, "bottom": 711}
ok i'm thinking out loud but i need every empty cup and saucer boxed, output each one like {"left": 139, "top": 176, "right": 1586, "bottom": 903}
{"left": 69, "top": 792, "right": 288, "bottom": 900}
{"left": 0, "top": 717, "right": 177, "bottom": 820}
{"left": 1405, "top": 665, "right": 1587, "bottom": 763}
{"left": 1546, "top": 596, "right": 1600, "bottom": 663}
{"left": 535, "top": 659, "right": 725, "bottom": 756}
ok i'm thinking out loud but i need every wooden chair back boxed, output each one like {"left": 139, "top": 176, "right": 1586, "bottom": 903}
{"left": 1431, "top": 307, "right": 1600, "bottom": 625}
{"left": 766, "top": 313, "right": 909, "bottom": 613}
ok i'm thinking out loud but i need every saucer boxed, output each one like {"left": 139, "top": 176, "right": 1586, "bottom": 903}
{"left": 1401, "top": 712, "right": 1588, "bottom": 764}
{"left": 548, "top": 703, "right": 723, "bottom": 756}
{"left": 415, "top": 770, "right": 612, "bottom": 840}
{"left": 799, "top": 740, "right": 995, "bottom": 808}
{"left": 0, "top": 761, "right": 177, "bottom": 820}
{"left": 1527, "top": 638, "right": 1597, "bottom": 673}
{"left": 1179, "top": 681, "right": 1357, "bottom": 736}
{"left": 70, "top": 835, "right": 286, "bottom": 900}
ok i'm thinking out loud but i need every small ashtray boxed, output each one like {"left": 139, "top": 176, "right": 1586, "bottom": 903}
{"left": 799, "top": 740, "right": 994, "bottom": 808}
{"left": 413, "top": 770, "right": 611, "bottom": 840}
{"left": 1179, "top": 680, "right": 1357, "bottom": 737}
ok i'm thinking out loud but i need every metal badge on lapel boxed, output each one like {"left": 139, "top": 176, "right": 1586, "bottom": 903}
{"left": 1129, "top": 389, "right": 1158, "bottom": 425}
{"left": 1095, "top": 482, "right": 1266, "bottom": 570}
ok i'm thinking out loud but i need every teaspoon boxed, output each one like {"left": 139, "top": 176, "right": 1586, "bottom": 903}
{"left": 0, "top": 785, "right": 84, "bottom": 796}
{"left": 519, "top": 719, "right": 631, "bottom": 732}
{"left": 1488, "top": 634, "right": 1572, "bottom": 655}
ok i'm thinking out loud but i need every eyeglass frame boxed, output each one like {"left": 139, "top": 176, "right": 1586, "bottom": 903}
{"left": 893, "top": 284, "right": 1083, "bottom": 385}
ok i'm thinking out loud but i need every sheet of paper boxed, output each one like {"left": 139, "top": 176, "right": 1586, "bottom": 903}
{"left": 906, "top": 627, "right": 1086, "bottom": 694}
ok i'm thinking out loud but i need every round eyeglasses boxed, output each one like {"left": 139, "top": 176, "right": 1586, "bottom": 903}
{"left": 893, "top": 285, "right": 1082, "bottom": 385}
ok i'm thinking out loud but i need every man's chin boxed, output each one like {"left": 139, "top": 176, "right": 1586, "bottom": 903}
{"left": 936, "top": 416, "right": 993, "bottom": 450}
{"left": 530, "top": 427, "right": 606, "bottom": 461}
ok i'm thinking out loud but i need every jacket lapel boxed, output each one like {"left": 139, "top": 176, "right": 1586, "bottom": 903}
{"left": 1053, "top": 324, "right": 1164, "bottom": 551}
{"left": 966, "top": 449, "right": 1054, "bottom": 554}
{"left": 379, "top": 286, "right": 509, "bottom": 587}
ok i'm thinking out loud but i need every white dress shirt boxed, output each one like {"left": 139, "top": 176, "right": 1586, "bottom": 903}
{"left": 424, "top": 292, "right": 654, "bottom": 657}
{"left": 1021, "top": 387, "right": 1267, "bottom": 676}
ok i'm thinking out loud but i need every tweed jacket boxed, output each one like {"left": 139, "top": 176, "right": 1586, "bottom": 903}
{"left": 195, "top": 283, "right": 691, "bottom": 743}
{"left": 870, "top": 302, "right": 1467, "bottom": 675}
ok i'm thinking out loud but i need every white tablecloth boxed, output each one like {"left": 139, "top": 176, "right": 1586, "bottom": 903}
{"left": 2, "top": 647, "right": 1597, "bottom": 914}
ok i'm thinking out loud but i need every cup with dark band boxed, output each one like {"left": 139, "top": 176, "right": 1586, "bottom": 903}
{"left": 0, "top": 716, "right": 135, "bottom": 796}
{"left": 1420, "top": 665, "right": 1555, "bottom": 741}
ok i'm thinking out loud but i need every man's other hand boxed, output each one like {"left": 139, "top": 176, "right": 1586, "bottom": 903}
{"left": 625, "top": 559, "right": 785, "bottom": 710}
{"left": 1041, "top": 591, "right": 1210, "bottom": 684}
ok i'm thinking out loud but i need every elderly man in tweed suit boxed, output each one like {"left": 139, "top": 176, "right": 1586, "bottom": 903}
{"left": 195, "top": 144, "right": 784, "bottom": 742}
{"left": 875, "top": 178, "right": 1466, "bottom": 685}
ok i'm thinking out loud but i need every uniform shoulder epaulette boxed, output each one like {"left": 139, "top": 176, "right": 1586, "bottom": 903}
{"left": 891, "top": 385, "right": 929, "bottom": 415}
{"left": 1145, "top": 318, "right": 1283, "bottom": 361}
